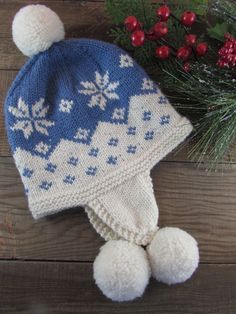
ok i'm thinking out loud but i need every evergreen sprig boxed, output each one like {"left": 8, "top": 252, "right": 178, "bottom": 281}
{"left": 164, "top": 64, "right": 236, "bottom": 166}
{"left": 105, "top": 0, "right": 236, "bottom": 167}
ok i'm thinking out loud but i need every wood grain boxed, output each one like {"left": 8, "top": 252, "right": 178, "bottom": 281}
{"left": 0, "top": 261, "right": 235, "bottom": 314}
{"left": 0, "top": 157, "right": 235, "bottom": 263}
{"left": 0, "top": 1, "right": 108, "bottom": 69}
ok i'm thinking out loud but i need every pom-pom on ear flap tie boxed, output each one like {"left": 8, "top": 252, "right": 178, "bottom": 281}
{"left": 12, "top": 5, "right": 65, "bottom": 57}
{"left": 147, "top": 227, "right": 199, "bottom": 285}
{"left": 93, "top": 240, "right": 151, "bottom": 302}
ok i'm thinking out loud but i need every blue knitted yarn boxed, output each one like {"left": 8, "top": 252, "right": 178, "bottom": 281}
{"left": 5, "top": 39, "right": 157, "bottom": 158}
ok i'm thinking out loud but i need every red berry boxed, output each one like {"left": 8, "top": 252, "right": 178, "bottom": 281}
{"left": 155, "top": 46, "right": 170, "bottom": 59}
{"left": 124, "top": 16, "right": 138, "bottom": 32}
{"left": 156, "top": 5, "right": 170, "bottom": 21}
{"left": 153, "top": 22, "right": 168, "bottom": 37}
{"left": 219, "top": 47, "right": 229, "bottom": 57}
{"left": 183, "top": 62, "right": 191, "bottom": 72}
{"left": 177, "top": 46, "right": 192, "bottom": 60}
{"left": 225, "top": 54, "right": 233, "bottom": 63}
{"left": 185, "top": 34, "right": 197, "bottom": 46}
{"left": 131, "top": 30, "right": 145, "bottom": 47}
{"left": 224, "top": 41, "right": 233, "bottom": 49}
{"left": 180, "top": 11, "right": 196, "bottom": 27}
{"left": 196, "top": 42, "right": 208, "bottom": 56}
{"left": 217, "top": 59, "right": 228, "bottom": 68}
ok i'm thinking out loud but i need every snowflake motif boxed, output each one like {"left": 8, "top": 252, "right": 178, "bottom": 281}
{"left": 39, "top": 181, "right": 52, "bottom": 191}
{"left": 160, "top": 115, "right": 170, "bottom": 125}
{"left": 74, "top": 128, "right": 90, "bottom": 141}
{"left": 86, "top": 166, "right": 97, "bottom": 176}
{"left": 63, "top": 175, "right": 75, "bottom": 185}
{"left": 107, "top": 156, "right": 118, "bottom": 165}
{"left": 108, "top": 137, "right": 119, "bottom": 146}
{"left": 22, "top": 168, "right": 34, "bottom": 178}
{"left": 67, "top": 157, "right": 79, "bottom": 166}
{"left": 59, "top": 99, "right": 74, "bottom": 113}
{"left": 88, "top": 147, "right": 99, "bottom": 157}
{"left": 143, "top": 110, "right": 152, "bottom": 121}
{"left": 45, "top": 163, "right": 57, "bottom": 173}
{"left": 119, "top": 54, "right": 134, "bottom": 68}
{"left": 112, "top": 108, "right": 125, "bottom": 120}
{"left": 34, "top": 142, "right": 51, "bottom": 155}
{"left": 127, "top": 126, "right": 136, "bottom": 135}
{"left": 78, "top": 71, "right": 119, "bottom": 110}
{"left": 159, "top": 96, "right": 168, "bottom": 104}
{"left": 8, "top": 98, "right": 54, "bottom": 139}
{"left": 145, "top": 131, "right": 154, "bottom": 140}
{"left": 141, "top": 78, "right": 155, "bottom": 91}
{"left": 127, "top": 145, "right": 137, "bottom": 154}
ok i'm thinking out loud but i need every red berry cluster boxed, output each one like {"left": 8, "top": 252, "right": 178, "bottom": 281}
{"left": 217, "top": 33, "right": 236, "bottom": 68}
{"left": 124, "top": 5, "right": 208, "bottom": 72}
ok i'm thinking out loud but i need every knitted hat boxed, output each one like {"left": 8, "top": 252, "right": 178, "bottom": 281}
{"left": 5, "top": 5, "right": 199, "bottom": 301}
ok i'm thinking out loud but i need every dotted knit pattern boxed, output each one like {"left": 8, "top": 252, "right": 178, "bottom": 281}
{"left": 5, "top": 39, "right": 193, "bottom": 243}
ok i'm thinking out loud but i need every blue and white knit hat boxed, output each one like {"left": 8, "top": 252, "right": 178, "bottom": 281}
{"left": 5, "top": 5, "right": 199, "bottom": 302}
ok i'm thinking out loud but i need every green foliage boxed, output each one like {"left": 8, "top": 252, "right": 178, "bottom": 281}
{"left": 207, "top": 23, "right": 229, "bottom": 42}
{"left": 164, "top": 64, "right": 236, "bottom": 166}
{"left": 105, "top": 0, "right": 236, "bottom": 166}
{"left": 207, "top": 0, "right": 236, "bottom": 40}
{"left": 105, "top": 0, "right": 156, "bottom": 28}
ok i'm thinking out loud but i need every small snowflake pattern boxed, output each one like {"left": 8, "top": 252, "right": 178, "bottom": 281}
{"left": 159, "top": 96, "right": 168, "bottom": 104}
{"left": 86, "top": 166, "right": 97, "bottom": 176}
{"left": 141, "top": 78, "right": 155, "bottom": 91}
{"left": 107, "top": 156, "right": 118, "bottom": 165}
{"left": 22, "top": 167, "right": 33, "bottom": 178}
{"left": 160, "top": 114, "right": 170, "bottom": 125}
{"left": 127, "top": 145, "right": 137, "bottom": 154}
{"left": 78, "top": 71, "right": 119, "bottom": 110}
{"left": 8, "top": 98, "right": 54, "bottom": 139}
{"left": 63, "top": 175, "right": 75, "bottom": 185}
{"left": 119, "top": 54, "right": 134, "bottom": 68}
{"left": 108, "top": 137, "right": 119, "bottom": 146}
{"left": 67, "top": 157, "right": 79, "bottom": 166}
{"left": 145, "top": 131, "right": 154, "bottom": 140}
{"left": 59, "top": 99, "right": 74, "bottom": 113}
{"left": 127, "top": 126, "right": 136, "bottom": 135}
{"left": 143, "top": 110, "right": 152, "bottom": 121}
{"left": 88, "top": 147, "right": 99, "bottom": 157}
{"left": 45, "top": 163, "right": 57, "bottom": 173}
{"left": 112, "top": 108, "right": 125, "bottom": 121}
{"left": 35, "top": 142, "right": 51, "bottom": 155}
{"left": 39, "top": 180, "right": 52, "bottom": 191}
{"left": 74, "top": 128, "right": 90, "bottom": 141}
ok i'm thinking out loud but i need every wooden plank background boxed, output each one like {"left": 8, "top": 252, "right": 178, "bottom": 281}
{"left": 0, "top": 1, "right": 235, "bottom": 313}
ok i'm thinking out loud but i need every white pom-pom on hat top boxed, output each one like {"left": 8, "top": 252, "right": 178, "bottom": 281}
{"left": 147, "top": 227, "right": 199, "bottom": 285}
{"left": 93, "top": 240, "right": 151, "bottom": 302}
{"left": 12, "top": 5, "right": 65, "bottom": 57}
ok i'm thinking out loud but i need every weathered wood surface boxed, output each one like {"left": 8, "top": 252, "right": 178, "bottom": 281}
{"left": 0, "top": 157, "right": 236, "bottom": 263}
{"left": 0, "top": 1, "right": 235, "bottom": 313}
{"left": 0, "top": 262, "right": 235, "bottom": 314}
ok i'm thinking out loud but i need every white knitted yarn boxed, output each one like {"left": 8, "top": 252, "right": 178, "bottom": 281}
{"left": 87, "top": 172, "right": 159, "bottom": 245}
